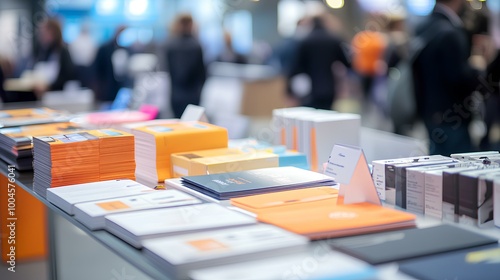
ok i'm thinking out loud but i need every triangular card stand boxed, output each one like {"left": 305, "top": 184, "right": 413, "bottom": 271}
{"left": 325, "top": 144, "right": 381, "bottom": 205}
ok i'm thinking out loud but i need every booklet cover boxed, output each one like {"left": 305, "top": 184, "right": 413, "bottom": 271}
{"left": 73, "top": 190, "right": 201, "bottom": 230}
{"left": 181, "top": 166, "right": 336, "bottom": 200}
{"left": 258, "top": 202, "right": 416, "bottom": 240}
{"left": 399, "top": 244, "right": 500, "bottom": 280}
{"left": 330, "top": 224, "right": 498, "bottom": 265}
{"left": 104, "top": 203, "right": 257, "bottom": 248}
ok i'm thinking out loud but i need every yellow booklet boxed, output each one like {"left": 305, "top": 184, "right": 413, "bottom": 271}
{"left": 171, "top": 148, "right": 278, "bottom": 177}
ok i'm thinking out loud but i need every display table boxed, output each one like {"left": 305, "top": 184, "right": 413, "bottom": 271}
{"left": 2, "top": 162, "right": 500, "bottom": 280}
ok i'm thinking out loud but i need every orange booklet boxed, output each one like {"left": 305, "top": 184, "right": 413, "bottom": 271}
{"left": 257, "top": 202, "right": 416, "bottom": 240}
{"left": 231, "top": 187, "right": 339, "bottom": 214}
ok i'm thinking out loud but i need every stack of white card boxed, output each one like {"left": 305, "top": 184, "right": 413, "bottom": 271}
{"left": 142, "top": 224, "right": 309, "bottom": 279}
{"left": 74, "top": 190, "right": 201, "bottom": 230}
{"left": 47, "top": 179, "right": 154, "bottom": 215}
{"left": 104, "top": 203, "right": 257, "bottom": 248}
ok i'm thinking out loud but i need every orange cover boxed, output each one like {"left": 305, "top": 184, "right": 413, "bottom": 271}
{"left": 257, "top": 202, "right": 416, "bottom": 240}
{"left": 231, "top": 187, "right": 339, "bottom": 214}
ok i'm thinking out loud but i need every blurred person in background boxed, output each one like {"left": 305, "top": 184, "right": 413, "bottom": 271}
{"left": 69, "top": 24, "right": 97, "bottom": 88}
{"left": 33, "top": 18, "right": 76, "bottom": 97}
{"left": 287, "top": 14, "right": 350, "bottom": 110}
{"left": 92, "top": 25, "right": 128, "bottom": 103}
{"left": 351, "top": 18, "right": 387, "bottom": 100}
{"left": 166, "top": 13, "right": 206, "bottom": 118}
{"left": 413, "top": 0, "right": 486, "bottom": 156}
{"left": 216, "top": 31, "right": 247, "bottom": 64}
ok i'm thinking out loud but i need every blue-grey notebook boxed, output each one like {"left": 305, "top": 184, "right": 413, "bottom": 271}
{"left": 399, "top": 244, "right": 500, "bottom": 280}
{"left": 181, "top": 166, "right": 335, "bottom": 200}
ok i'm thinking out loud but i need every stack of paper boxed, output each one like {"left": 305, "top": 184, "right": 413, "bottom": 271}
{"left": 0, "top": 122, "right": 82, "bottom": 170}
{"left": 33, "top": 129, "right": 136, "bottom": 197}
{"left": 90, "top": 129, "right": 136, "bottom": 181}
{"left": 142, "top": 224, "right": 309, "bottom": 279}
{"left": 171, "top": 148, "right": 278, "bottom": 177}
{"left": 119, "top": 119, "right": 179, "bottom": 133}
{"left": 179, "top": 166, "right": 336, "bottom": 200}
{"left": 46, "top": 179, "right": 155, "bottom": 215}
{"left": 74, "top": 190, "right": 201, "bottom": 230}
{"left": 33, "top": 132, "right": 100, "bottom": 197}
{"left": 230, "top": 186, "right": 339, "bottom": 214}
{"left": 0, "top": 107, "right": 70, "bottom": 128}
{"left": 104, "top": 203, "right": 257, "bottom": 248}
{"left": 131, "top": 122, "right": 228, "bottom": 184}
{"left": 257, "top": 202, "right": 416, "bottom": 240}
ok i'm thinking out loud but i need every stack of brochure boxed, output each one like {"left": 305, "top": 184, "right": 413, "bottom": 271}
{"left": 33, "top": 129, "right": 135, "bottom": 197}
{"left": 90, "top": 129, "right": 136, "bottom": 181}
{"left": 0, "top": 107, "right": 70, "bottom": 128}
{"left": 46, "top": 179, "right": 155, "bottom": 215}
{"left": 131, "top": 122, "right": 227, "bottom": 184}
{"left": 104, "top": 203, "right": 256, "bottom": 248}
{"left": 142, "top": 224, "right": 309, "bottom": 279}
{"left": 179, "top": 166, "right": 336, "bottom": 200}
{"left": 0, "top": 122, "right": 82, "bottom": 170}
{"left": 74, "top": 190, "right": 201, "bottom": 230}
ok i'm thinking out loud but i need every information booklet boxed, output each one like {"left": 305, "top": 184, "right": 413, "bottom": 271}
{"left": 131, "top": 121, "right": 228, "bottom": 184}
{"left": 0, "top": 107, "right": 70, "bottom": 128}
{"left": 46, "top": 179, "right": 155, "bottom": 215}
{"left": 104, "top": 203, "right": 257, "bottom": 248}
{"left": 230, "top": 186, "right": 339, "bottom": 214}
{"left": 73, "top": 190, "right": 201, "bottom": 230}
{"left": 0, "top": 122, "right": 83, "bottom": 170}
{"left": 330, "top": 224, "right": 498, "bottom": 265}
{"left": 257, "top": 202, "right": 416, "bottom": 240}
{"left": 142, "top": 224, "right": 309, "bottom": 279}
{"left": 399, "top": 244, "right": 500, "bottom": 280}
{"left": 180, "top": 166, "right": 336, "bottom": 200}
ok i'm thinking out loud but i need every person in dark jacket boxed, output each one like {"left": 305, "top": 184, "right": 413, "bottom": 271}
{"left": 413, "top": 0, "right": 485, "bottom": 156}
{"left": 92, "top": 26, "right": 127, "bottom": 102}
{"left": 33, "top": 18, "right": 76, "bottom": 97}
{"left": 287, "top": 15, "right": 350, "bottom": 110}
{"left": 166, "top": 14, "right": 206, "bottom": 118}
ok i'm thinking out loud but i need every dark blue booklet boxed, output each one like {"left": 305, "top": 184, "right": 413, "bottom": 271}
{"left": 330, "top": 224, "right": 498, "bottom": 265}
{"left": 180, "top": 166, "right": 336, "bottom": 200}
{"left": 399, "top": 244, "right": 500, "bottom": 280}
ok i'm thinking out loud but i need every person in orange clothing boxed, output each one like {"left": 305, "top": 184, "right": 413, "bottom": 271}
{"left": 351, "top": 29, "right": 387, "bottom": 99}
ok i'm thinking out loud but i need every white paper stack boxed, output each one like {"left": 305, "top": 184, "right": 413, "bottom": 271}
{"left": 142, "top": 224, "right": 309, "bottom": 279}
{"left": 74, "top": 190, "right": 201, "bottom": 230}
{"left": 104, "top": 203, "right": 257, "bottom": 248}
{"left": 46, "top": 179, "right": 155, "bottom": 215}
{"left": 271, "top": 107, "right": 315, "bottom": 146}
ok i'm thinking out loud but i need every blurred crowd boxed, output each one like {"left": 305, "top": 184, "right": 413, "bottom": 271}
{"left": 0, "top": 0, "right": 499, "bottom": 155}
